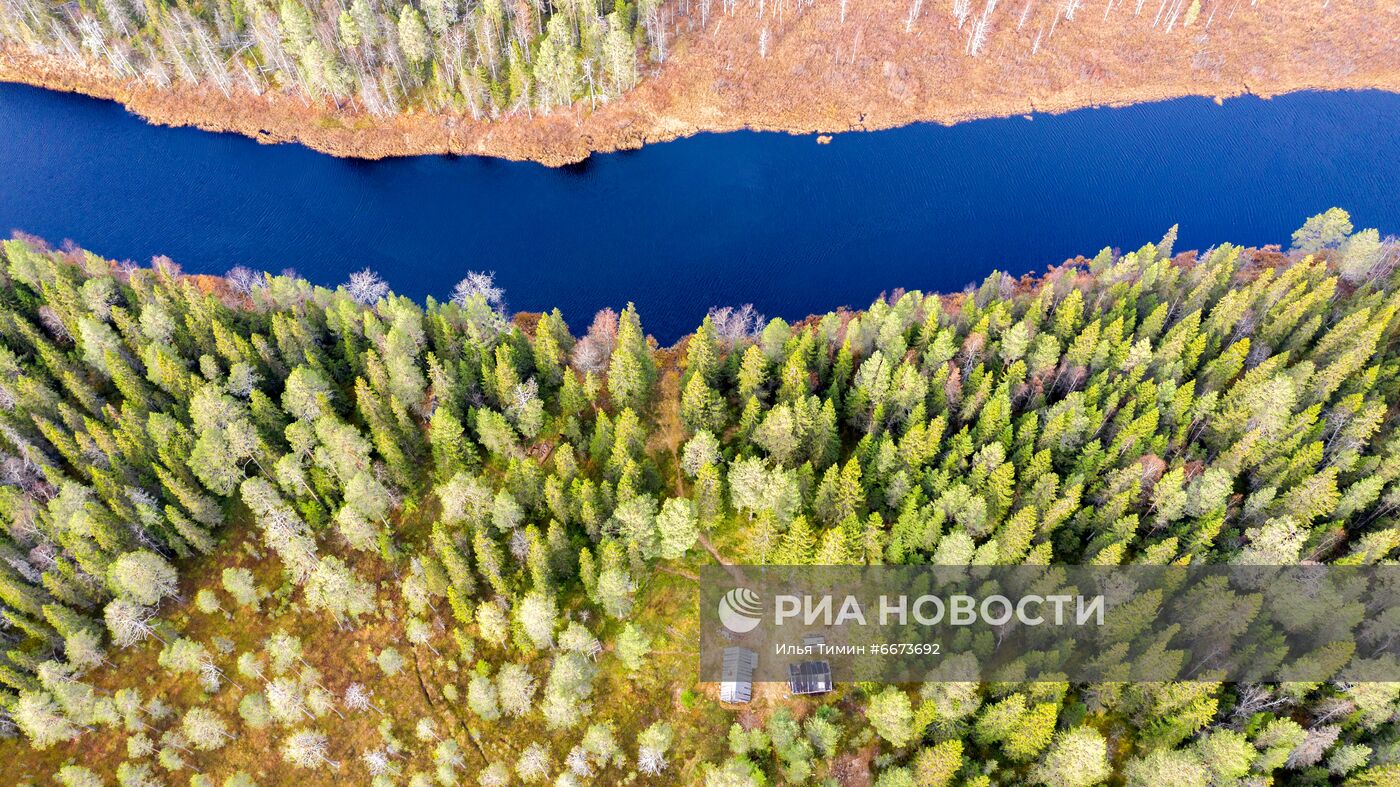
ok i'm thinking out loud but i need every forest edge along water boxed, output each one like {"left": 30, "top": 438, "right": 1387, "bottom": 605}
{"left": 2, "top": 83, "right": 1399, "bottom": 344}
{"left": 2, "top": 0, "right": 1397, "bottom": 164}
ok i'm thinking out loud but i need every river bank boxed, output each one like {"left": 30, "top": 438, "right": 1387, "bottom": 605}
{"left": 6, "top": 81, "right": 1400, "bottom": 342}
{"left": 3, "top": 0, "right": 1397, "bottom": 165}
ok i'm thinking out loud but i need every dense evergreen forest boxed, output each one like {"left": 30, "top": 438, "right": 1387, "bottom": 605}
{"left": 0, "top": 0, "right": 666, "bottom": 115}
{"left": 3, "top": 210, "right": 1400, "bottom": 784}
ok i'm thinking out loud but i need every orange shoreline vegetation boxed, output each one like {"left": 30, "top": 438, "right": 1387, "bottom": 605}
{"left": 2, "top": 1, "right": 1397, "bottom": 165}
{"left": 93, "top": 239, "right": 1296, "bottom": 357}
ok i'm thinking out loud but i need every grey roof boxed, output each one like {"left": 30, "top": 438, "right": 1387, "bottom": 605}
{"left": 720, "top": 647, "right": 756, "bottom": 704}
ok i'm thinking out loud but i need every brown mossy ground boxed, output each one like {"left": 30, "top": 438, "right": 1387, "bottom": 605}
{"left": 0, "top": 501, "right": 781, "bottom": 784}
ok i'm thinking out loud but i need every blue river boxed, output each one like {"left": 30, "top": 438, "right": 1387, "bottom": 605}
{"left": 1, "top": 83, "right": 1397, "bottom": 342}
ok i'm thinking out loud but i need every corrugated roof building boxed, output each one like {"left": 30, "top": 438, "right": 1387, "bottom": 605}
{"left": 789, "top": 634, "right": 833, "bottom": 696}
{"left": 719, "top": 647, "right": 756, "bottom": 704}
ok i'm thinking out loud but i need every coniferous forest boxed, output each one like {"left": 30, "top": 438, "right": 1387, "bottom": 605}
{"left": 3, "top": 209, "right": 1400, "bottom": 784}
{"left": 0, "top": 0, "right": 658, "bottom": 116}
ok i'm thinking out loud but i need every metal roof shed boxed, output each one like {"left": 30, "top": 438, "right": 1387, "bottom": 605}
{"left": 720, "top": 647, "right": 756, "bottom": 704}
{"left": 787, "top": 660, "right": 833, "bottom": 696}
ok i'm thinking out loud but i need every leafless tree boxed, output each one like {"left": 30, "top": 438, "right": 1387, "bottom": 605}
{"left": 451, "top": 270, "right": 506, "bottom": 311}
{"left": 967, "top": 0, "right": 997, "bottom": 54}
{"left": 707, "top": 304, "right": 765, "bottom": 346}
{"left": 1286, "top": 725, "right": 1340, "bottom": 769}
{"left": 345, "top": 268, "right": 389, "bottom": 305}
{"left": 571, "top": 308, "right": 619, "bottom": 372}
{"left": 225, "top": 266, "right": 266, "bottom": 294}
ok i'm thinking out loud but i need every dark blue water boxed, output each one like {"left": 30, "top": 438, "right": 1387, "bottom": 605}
{"left": 2, "top": 83, "right": 1397, "bottom": 342}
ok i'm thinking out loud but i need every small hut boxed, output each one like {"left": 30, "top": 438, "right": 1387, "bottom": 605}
{"left": 719, "top": 647, "right": 757, "bottom": 704}
{"left": 787, "top": 634, "right": 833, "bottom": 696}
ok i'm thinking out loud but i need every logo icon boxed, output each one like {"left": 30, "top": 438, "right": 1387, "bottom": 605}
{"left": 718, "top": 587, "right": 763, "bottom": 634}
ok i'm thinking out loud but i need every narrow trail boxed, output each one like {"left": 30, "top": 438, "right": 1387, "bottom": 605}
{"left": 696, "top": 533, "right": 729, "bottom": 567}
